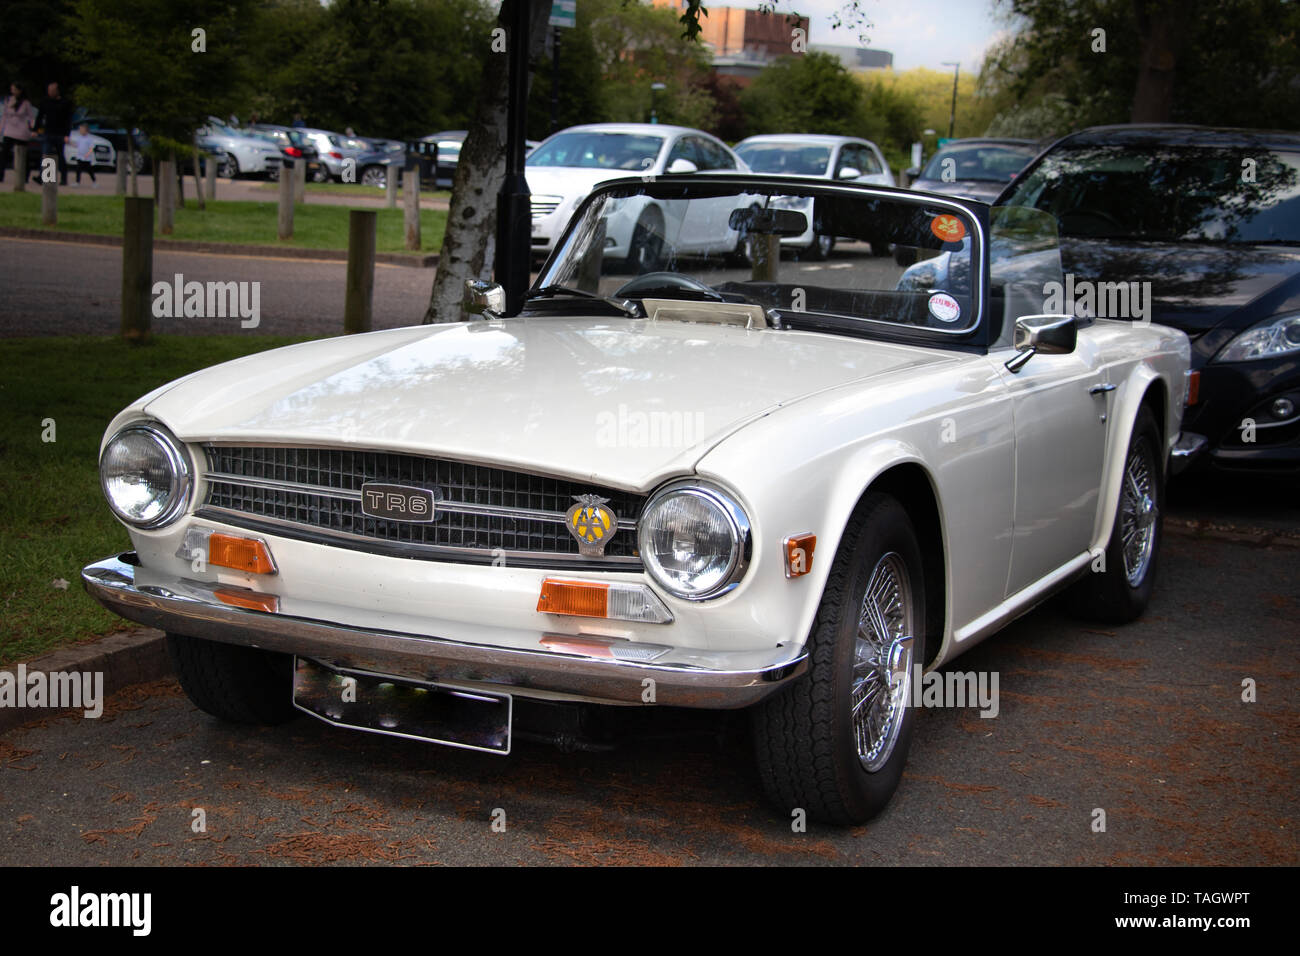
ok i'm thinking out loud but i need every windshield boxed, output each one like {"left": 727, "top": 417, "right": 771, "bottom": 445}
{"left": 921, "top": 144, "right": 1037, "bottom": 183}
{"left": 532, "top": 180, "right": 996, "bottom": 336}
{"left": 1001, "top": 143, "right": 1300, "bottom": 243}
{"left": 735, "top": 143, "right": 832, "bottom": 176}
{"left": 528, "top": 132, "right": 665, "bottom": 171}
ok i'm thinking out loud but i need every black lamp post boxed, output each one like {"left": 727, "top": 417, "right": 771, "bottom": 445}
{"left": 942, "top": 61, "right": 959, "bottom": 140}
{"left": 496, "top": 0, "right": 533, "bottom": 315}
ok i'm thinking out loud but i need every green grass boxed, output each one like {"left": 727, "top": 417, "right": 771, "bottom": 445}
{"left": 252, "top": 181, "right": 452, "bottom": 201}
{"left": 0, "top": 335, "right": 312, "bottom": 666}
{"left": 0, "top": 192, "right": 447, "bottom": 255}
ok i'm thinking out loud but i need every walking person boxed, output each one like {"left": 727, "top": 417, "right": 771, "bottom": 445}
{"left": 0, "top": 81, "right": 36, "bottom": 185}
{"left": 69, "top": 121, "right": 97, "bottom": 186}
{"left": 34, "top": 81, "right": 73, "bottom": 185}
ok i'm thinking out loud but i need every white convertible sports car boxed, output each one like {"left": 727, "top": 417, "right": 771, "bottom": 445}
{"left": 83, "top": 175, "right": 1192, "bottom": 824}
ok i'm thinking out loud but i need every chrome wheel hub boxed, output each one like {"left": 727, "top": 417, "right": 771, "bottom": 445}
{"left": 1120, "top": 439, "right": 1157, "bottom": 586}
{"left": 852, "top": 552, "right": 915, "bottom": 772}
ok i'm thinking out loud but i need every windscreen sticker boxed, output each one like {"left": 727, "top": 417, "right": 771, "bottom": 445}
{"left": 928, "top": 293, "right": 962, "bottom": 323}
{"left": 930, "top": 214, "right": 967, "bottom": 243}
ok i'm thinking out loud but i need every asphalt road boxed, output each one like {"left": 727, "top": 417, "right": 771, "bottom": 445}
{"left": 1, "top": 528, "right": 1294, "bottom": 866}
{"left": 0, "top": 237, "right": 438, "bottom": 336}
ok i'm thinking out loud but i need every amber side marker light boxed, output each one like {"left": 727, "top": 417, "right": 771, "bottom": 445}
{"left": 536, "top": 578, "right": 673, "bottom": 624}
{"left": 1185, "top": 370, "right": 1201, "bottom": 407}
{"left": 784, "top": 533, "right": 817, "bottom": 578}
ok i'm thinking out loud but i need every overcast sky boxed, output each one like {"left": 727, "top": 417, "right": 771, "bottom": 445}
{"left": 747, "top": 0, "right": 1009, "bottom": 72}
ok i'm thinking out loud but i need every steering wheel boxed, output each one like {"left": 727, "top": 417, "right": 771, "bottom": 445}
{"left": 613, "top": 272, "right": 725, "bottom": 301}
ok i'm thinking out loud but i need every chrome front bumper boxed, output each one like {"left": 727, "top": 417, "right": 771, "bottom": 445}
{"left": 81, "top": 554, "right": 807, "bottom": 709}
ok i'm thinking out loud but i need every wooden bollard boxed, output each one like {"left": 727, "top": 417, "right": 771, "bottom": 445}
{"left": 115, "top": 152, "right": 127, "bottom": 195}
{"left": 294, "top": 154, "right": 306, "bottom": 202}
{"left": 156, "top": 159, "right": 175, "bottom": 234}
{"left": 205, "top": 153, "right": 217, "bottom": 200}
{"left": 41, "top": 179, "right": 57, "bottom": 225}
{"left": 386, "top": 166, "right": 398, "bottom": 208}
{"left": 121, "top": 196, "right": 154, "bottom": 343}
{"left": 277, "top": 160, "right": 294, "bottom": 239}
{"left": 344, "top": 209, "right": 377, "bottom": 335}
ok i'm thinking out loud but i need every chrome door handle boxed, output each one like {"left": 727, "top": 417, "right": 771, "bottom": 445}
{"left": 1089, "top": 383, "right": 1116, "bottom": 395}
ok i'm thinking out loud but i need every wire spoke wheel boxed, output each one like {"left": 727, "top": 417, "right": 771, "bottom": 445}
{"left": 853, "top": 552, "right": 915, "bottom": 772}
{"left": 1120, "top": 436, "right": 1157, "bottom": 586}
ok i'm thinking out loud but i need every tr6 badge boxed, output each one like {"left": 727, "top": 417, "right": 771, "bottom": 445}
{"left": 361, "top": 483, "right": 437, "bottom": 522}
{"left": 565, "top": 494, "right": 617, "bottom": 557}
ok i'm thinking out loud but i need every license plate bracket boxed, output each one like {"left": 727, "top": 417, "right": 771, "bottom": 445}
{"left": 292, "top": 657, "right": 511, "bottom": 754}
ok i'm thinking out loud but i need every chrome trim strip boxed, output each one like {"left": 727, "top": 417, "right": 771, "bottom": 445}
{"left": 82, "top": 554, "right": 806, "bottom": 708}
{"left": 193, "top": 506, "right": 645, "bottom": 566}
{"left": 205, "top": 472, "right": 362, "bottom": 501}
{"left": 204, "top": 473, "right": 638, "bottom": 529}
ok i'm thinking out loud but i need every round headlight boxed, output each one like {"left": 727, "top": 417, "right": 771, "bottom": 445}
{"left": 99, "top": 423, "right": 192, "bottom": 528}
{"left": 637, "top": 483, "right": 750, "bottom": 600}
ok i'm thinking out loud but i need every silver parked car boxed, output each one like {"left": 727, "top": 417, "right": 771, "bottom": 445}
{"left": 197, "top": 120, "right": 283, "bottom": 178}
{"left": 300, "top": 128, "right": 369, "bottom": 183}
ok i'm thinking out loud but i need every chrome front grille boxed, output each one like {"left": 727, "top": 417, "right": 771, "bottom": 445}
{"left": 530, "top": 200, "right": 560, "bottom": 221}
{"left": 197, "top": 445, "right": 644, "bottom": 567}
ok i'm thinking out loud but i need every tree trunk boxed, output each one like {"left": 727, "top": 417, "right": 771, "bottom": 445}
{"left": 127, "top": 138, "right": 138, "bottom": 197}
{"left": 192, "top": 134, "right": 205, "bottom": 211}
{"left": 422, "top": 0, "right": 550, "bottom": 324}
{"left": 1130, "top": 0, "right": 1187, "bottom": 122}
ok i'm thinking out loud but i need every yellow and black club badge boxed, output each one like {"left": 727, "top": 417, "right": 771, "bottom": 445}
{"left": 565, "top": 494, "right": 617, "bottom": 557}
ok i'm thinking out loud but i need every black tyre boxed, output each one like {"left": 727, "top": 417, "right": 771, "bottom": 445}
{"left": 310, "top": 163, "right": 329, "bottom": 183}
{"left": 361, "top": 165, "right": 386, "bottom": 188}
{"left": 625, "top": 209, "right": 665, "bottom": 274}
{"left": 166, "top": 633, "right": 296, "bottom": 725}
{"left": 1064, "top": 405, "right": 1164, "bottom": 624}
{"left": 218, "top": 152, "right": 239, "bottom": 179}
{"left": 752, "top": 492, "right": 928, "bottom": 825}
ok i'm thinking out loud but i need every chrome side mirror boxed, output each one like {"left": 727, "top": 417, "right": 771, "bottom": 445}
{"left": 836, "top": 166, "right": 861, "bottom": 180}
{"left": 1006, "top": 314, "right": 1076, "bottom": 372}
{"left": 463, "top": 279, "right": 505, "bottom": 320}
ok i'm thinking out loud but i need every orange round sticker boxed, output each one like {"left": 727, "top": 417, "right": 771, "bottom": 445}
{"left": 930, "top": 214, "right": 967, "bottom": 243}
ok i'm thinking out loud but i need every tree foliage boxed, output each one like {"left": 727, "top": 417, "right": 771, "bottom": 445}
{"left": 982, "top": 0, "right": 1300, "bottom": 133}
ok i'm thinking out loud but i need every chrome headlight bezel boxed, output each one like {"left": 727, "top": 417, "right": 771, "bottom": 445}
{"left": 1212, "top": 311, "right": 1300, "bottom": 363}
{"left": 99, "top": 422, "right": 193, "bottom": 530}
{"left": 637, "top": 481, "right": 751, "bottom": 601}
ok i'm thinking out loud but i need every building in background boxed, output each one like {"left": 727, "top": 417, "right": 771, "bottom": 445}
{"left": 808, "top": 44, "right": 894, "bottom": 72}
{"left": 650, "top": 1, "right": 891, "bottom": 85}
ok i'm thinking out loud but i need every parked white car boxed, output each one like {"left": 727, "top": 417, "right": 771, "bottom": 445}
{"left": 735, "top": 134, "right": 896, "bottom": 258}
{"left": 64, "top": 132, "right": 115, "bottom": 171}
{"left": 83, "top": 175, "right": 1191, "bottom": 824}
{"left": 196, "top": 120, "right": 283, "bottom": 178}
{"left": 527, "top": 123, "right": 753, "bottom": 269}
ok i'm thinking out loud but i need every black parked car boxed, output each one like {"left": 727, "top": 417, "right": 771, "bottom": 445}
{"left": 245, "top": 124, "right": 324, "bottom": 182}
{"left": 907, "top": 138, "right": 1041, "bottom": 202}
{"left": 997, "top": 124, "right": 1300, "bottom": 474}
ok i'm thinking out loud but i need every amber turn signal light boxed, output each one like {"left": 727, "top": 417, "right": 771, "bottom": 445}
{"left": 208, "top": 533, "right": 277, "bottom": 575}
{"left": 537, "top": 579, "right": 609, "bottom": 618}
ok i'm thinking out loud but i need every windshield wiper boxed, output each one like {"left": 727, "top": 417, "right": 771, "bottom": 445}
{"left": 526, "top": 285, "right": 641, "bottom": 316}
